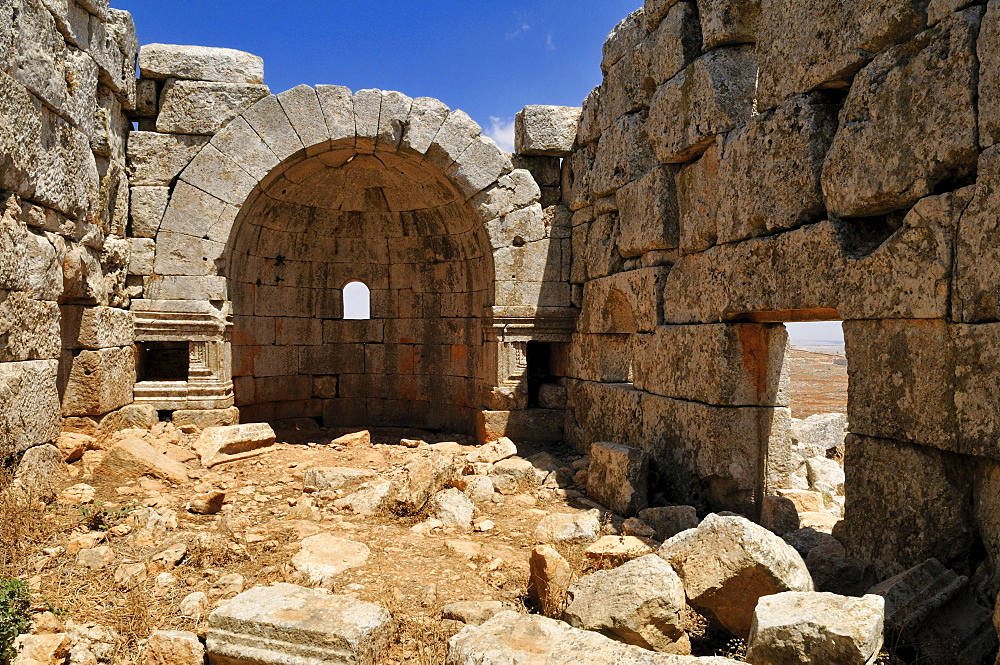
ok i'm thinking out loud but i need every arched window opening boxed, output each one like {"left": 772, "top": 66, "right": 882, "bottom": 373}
{"left": 343, "top": 281, "right": 371, "bottom": 320}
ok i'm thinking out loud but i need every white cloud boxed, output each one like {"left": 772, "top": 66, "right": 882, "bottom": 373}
{"left": 485, "top": 116, "right": 516, "bottom": 153}
{"left": 546, "top": 32, "right": 555, "bottom": 51}
{"left": 506, "top": 22, "right": 530, "bottom": 39}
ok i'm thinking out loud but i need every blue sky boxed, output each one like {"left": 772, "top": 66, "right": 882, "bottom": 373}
{"left": 116, "top": 0, "right": 640, "bottom": 151}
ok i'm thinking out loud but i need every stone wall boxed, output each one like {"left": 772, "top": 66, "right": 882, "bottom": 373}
{"left": 0, "top": 0, "right": 139, "bottom": 457}
{"left": 564, "top": 0, "right": 1000, "bottom": 585}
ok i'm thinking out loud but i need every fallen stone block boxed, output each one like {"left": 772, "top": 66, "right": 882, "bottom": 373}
{"left": 528, "top": 545, "right": 572, "bottom": 617}
{"left": 586, "top": 441, "right": 649, "bottom": 516}
{"left": 195, "top": 423, "right": 275, "bottom": 468}
{"left": 141, "top": 630, "right": 204, "bottom": 665}
{"left": 488, "top": 457, "right": 545, "bottom": 494}
{"left": 791, "top": 413, "right": 846, "bottom": 458}
{"left": 760, "top": 495, "right": 800, "bottom": 536}
{"left": 428, "top": 488, "right": 475, "bottom": 530}
{"left": 393, "top": 454, "right": 454, "bottom": 514}
{"left": 98, "top": 437, "right": 189, "bottom": 484}
{"left": 303, "top": 467, "right": 377, "bottom": 493}
{"left": 564, "top": 554, "right": 689, "bottom": 654}
{"left": 534, "top": 510, "right": 602, "bottom": 546}
{"left": 11, "top": 633, "right": 72, "bottom": 665}
{"left": 187, "top": 491, "right": 225, "bottom": 515}
{"left": 12, "top": 443, "right": 65, "bottom": 503}
{"left": 746, "top": 592, "right": 885, "bottom": 665}
{"left": 805, "top": 538, "right": 867, "bottom": 596}
{"left": 207, "top": 584, "right": 394, "bottom": 665}
{"left": 290, "top": 534, "right": 370, "bottom": 587}
{"left": 467, "top": 436, "right": 517, "bottom": 464}
{"left": 330, "top": 430, "right": 370, "bottom": 446}
{"left": 334, "top": 481, "right": 393, "bottom": 516}
{"left": 660, "top": 513, "right": 814, "bottom": 637}
{"left": 867, "top": 558, "right": 967, "bottom": 642}
{"left": 446, "top": 611, "right": 744, "bottom": 664}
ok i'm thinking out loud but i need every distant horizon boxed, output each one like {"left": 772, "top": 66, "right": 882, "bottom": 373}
{"left": 785, "top": 321, "right": 844, "bottom": 345}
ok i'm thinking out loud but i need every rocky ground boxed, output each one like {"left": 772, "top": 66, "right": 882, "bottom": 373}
{"left": 786, "top": 347, "right": 848, "bottom": 419}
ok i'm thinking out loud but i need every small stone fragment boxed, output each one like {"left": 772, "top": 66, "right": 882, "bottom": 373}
{"left": 534, "top": 510, "right": 602, "bottom": 546}
{"left": 187, "top": 491, "right": 225, "bottom": 515}
{"left": 290, "top": 534, "right": 370, "bottom": 587}
{"left": 140, "top": 630, "right": 204, "bottom": 665}
{"left": 428, "top": 488, "right": 475, "bottom": 530}
{"left": 528, "top": 545, "right": 573, "bottom": 616}
{"left": 468, "top": 436, "right": 518, "bottom": 464}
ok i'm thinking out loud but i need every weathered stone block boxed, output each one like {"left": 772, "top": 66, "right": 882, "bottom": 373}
{"left": 0, "top": 359, "right": 60, "bottom": 456}
{"left": 715, "top": 93, "right": 837, "bottom": 245}
{"left": 953, "top": 323, "right": 1000, "bottom": 459}
{"left": 126, "top": 132, "right": 209, "bottom": 187}
{"left": 662, "top": 189, "right": 965, "bottom": 323}
{"left": 842, "top": 434, "right": 975, "bottom": 578}
{"left": 128, "top": 238, "right": 155, "bottom": 275}
{"left": 616, "top": 166, "right": 680, "bottom": 258}
{"left": 648, "top": 46, "right": 757, "bottom": 163}
{"left": 144, "top": 275, "right": 227, "bottom": 301}
{"left": 277, "top": 85, "right": 329, "bottom": 151}
{"left": 954, "top": 147, "right": 1000, "bottom": 322}
{"left": 563, "top": 554, "right": 689, "bottom": 654}
{"left": 590, "top": 113, "right": 656, "bottom": 197}
{"left": 844, "top": 319, "right": 957, "bottom": 451}
{"left": 566, "top": 333, "right": 632, "bottom": 383}
{"left": 676, "top": 136, "right": 722, "bottom": 255}
{"left": 756, "top": 0, "right": 929, "bottom": 111}
{"left": 639, "top": 2, "right": 701, "bottom": 90}
{"left": 586, "top": 441, "right": 649, "bottom": 516}
{"left": 0, "top": 72, "right": 42, "bottom": 198}
{"left": 207, "top": 584, "right": 394, "bottom": 665}
{"left": 195, "top": 423, "right": 275, "bottom": 468}
{"left": 979, "top": 1, "right": 1000, "bottom": 148}
{"left": 632, "top": 323, "right": 789, "bottom": 406}
{"left": 661, "top": 514, "right": 813, "bottom": 638}
{"left": 62, "top": 346, "right": 135, "bottom": 416}
{"left": 821, "top": 9, "right": 981, "bottom": 218}
{"left": 139, "top": 44, "right": 265, "bottom": 84}
{"left": 578, "top": 268, "right": 668, "bottom": 334}
{"left": 156, "top": 79, "right": 270, "bottom": 136}
{"left": 604, "top": 9, "right": 649, "bottom": 75}
{"left": 60, "top": 305, "right": 134, "bottom": 349}
{"left": 171, "top": 407, "right": 240, "bottom": 430}
{"left": 243, "top": 94, "right": 303, "bottom": 162}
{"left": 514, "top": 105, "right": 580, "bottom": 157}
{"left": 447, "top": 611, "right": 735, "bottom": 664}
{"left": 98, "top": 437, "right": 189, "bottom": 484}
{"left": 0, "top": 293, "right": 60, "bottom": 361}
{"left": 698, "top": 0, "right": 759, "bottom": 49}
{"left": 37, "top": 108, "right": 99, "bottom": 220}
{"left": 747, "top": 592, "right": 885, "bottom": 665}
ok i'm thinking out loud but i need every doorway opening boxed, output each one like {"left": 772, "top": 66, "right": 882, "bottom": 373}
{"left": 136, "top": 342, "right": 189, "bottom": 382}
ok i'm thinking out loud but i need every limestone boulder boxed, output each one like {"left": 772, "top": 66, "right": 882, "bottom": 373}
{"left": 187, "top": 491, "right": 225, "bottom": 515}
{"left": 534, "top": 510, "right": 602, "bottom": 546}
{"left": 564, "top": 554, "right": 689, "bottom": 654}
{"left": 207, "top": 584, "right": 394, "bottom": 665}
{"left": 586, "top": 441, "right": 649, "bottom": 516}
{"left": 468, "top": 436, "right": 517, "bottom": 464}
{"left": 760, "top": 496, "right": 800, "bottom": 537}
{"left": 140, "top": 630, "right": 203, "bottom": 665}
{"left": 98, "top": 438, "right": 189, "bottom": 484}
{"left": 821, "top": 9, "right": 981, "bottom": 217}
{"left": 195, "top": 423, "right": 275, "bottom": 468}
{"left": 335, "top": 481, "right": 393, "bottom": 516}
{"left": 805, "top": 457, "right": 844, "bottom": 495}
{"left": 446, "top": 611, "right": 744, "bottom": 664}
{"left": 428, "top": 488, "right": 475, "bottom": 530}
{"left": 290, "top": 535, "right": 370, "bottom": 587}
{"left": 660, "top": 514, "right": 814, "bottom": 637}
{"left": 746, "top": 592, "right": 885, "bottom": 665}
{"left": 514, "top": 106, "right": 581, "bottom": 157}
{"left": 12, "top": 443, "right": 65, "bottom": 503}
{"left": 489, "top": 457, "right": 545, "bottom": 495}
{"left": 462, "top": 475, "right": 496, "bottom": 505}
{"left": 805, "top": 538, "right": 867, "bottom": 596}
{"left": 528, "top": 545, "right": 572, "bottom": 616}
{"left": 303, "top": 467, "right": 377, "bottom": 493}
{"left": 139, "top": 44, "right": 265, "bottom": 84}
{"left": 791, "top": 413, "right": 846, "bottom": 458}
{"left": 393, "top": 454, "right": 455, "bottom": 514}
{"left": 11, "top": 633, "right": 72, "bottom": 665}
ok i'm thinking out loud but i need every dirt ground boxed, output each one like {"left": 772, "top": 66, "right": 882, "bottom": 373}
{"left": 787, "top": 347, "right": 848, "bottom": 419}
{"left": 1, "top": 427, "right": 616, "bottom": 664}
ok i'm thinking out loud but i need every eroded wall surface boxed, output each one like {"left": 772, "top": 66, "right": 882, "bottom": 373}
{"left": 565, "top": 0, "right": 1000, "bottom": 584}
{"left": 0, "top": 0, "right": 139, "bottom": 457}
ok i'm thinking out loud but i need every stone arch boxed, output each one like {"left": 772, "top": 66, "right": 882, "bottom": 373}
{"left": 147, "top": 85, "right": 557, "bottom": 436}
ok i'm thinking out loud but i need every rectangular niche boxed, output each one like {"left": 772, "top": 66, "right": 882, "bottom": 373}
{"left": 137, "top": 341, "right": 190, "bottom": 381}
